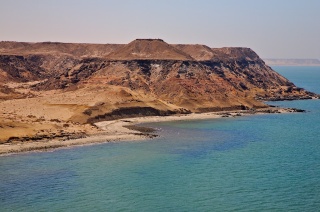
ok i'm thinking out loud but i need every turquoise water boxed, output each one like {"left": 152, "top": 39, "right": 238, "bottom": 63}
{"left": 1, "top": 66, "right": 320, "bottom": 211}
{"left": 272, "top": 66, "right": 320, "bottom": 94}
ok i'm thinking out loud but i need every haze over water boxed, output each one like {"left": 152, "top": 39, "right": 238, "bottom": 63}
{"left": 1, "top": 66, "right": 320, "bottom": 211}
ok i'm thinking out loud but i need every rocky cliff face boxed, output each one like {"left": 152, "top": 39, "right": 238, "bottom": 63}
{"left": 0, "top": 39, "right": 318, "bottom": 123}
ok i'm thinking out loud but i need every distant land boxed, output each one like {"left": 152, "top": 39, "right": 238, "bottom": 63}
{"left": 264, "top": 59, "right": 320, "bottom": 66}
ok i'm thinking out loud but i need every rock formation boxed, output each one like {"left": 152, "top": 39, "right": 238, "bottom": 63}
{"left": 0, "top": 39, "right": 318, "bottom": 143}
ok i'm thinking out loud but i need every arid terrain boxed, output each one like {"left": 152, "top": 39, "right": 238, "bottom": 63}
{"left": 0, "top": 39, "right": 318, "bottom": 153}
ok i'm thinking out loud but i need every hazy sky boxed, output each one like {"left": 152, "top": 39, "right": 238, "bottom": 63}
{"left": 1, "top": 0, "right": 319, "bottom": 59}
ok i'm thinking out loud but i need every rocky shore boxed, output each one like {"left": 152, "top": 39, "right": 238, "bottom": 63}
{"left": 0, "top": 39, "right": 317, "bottom": 155}
{"left": 0, "top": 107, "right": 306, "bottom": 155}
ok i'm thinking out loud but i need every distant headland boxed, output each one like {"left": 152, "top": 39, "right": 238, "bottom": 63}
{"left": 264, "top": 59, "right": 320, "bottom": 66}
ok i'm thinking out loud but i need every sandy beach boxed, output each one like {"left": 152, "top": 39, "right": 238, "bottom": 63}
{"left": 0, "top": 107, "right": 299, "bottom": 155}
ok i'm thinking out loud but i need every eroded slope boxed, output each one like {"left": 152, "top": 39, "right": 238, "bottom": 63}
{"left": 0, "top": 39, "right": 318, "bottom": 143}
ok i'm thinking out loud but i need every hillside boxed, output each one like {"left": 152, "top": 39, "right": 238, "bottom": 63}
{"left": 0, "top": 39, "right": 318, "bottom": 144}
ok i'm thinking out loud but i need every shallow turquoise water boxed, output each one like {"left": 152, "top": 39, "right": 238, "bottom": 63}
{"left": 273, "top": 66, "right": 320, "bottom": 94}
{"left": 1, "top": 66, "right": 320, "bottom": 211}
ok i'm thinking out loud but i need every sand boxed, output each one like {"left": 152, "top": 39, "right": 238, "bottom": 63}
{"left": 0, "top": 107, "right": 295, "bottom": 156}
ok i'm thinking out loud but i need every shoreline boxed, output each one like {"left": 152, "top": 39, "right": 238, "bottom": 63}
{"left": 0, "top": 107, "right": 304, "bottom": 156}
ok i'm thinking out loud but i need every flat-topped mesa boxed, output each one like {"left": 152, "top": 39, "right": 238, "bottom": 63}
{"left": 0, "top": 41, "right": 124, "bottom": 58}
{"left": 106, "top": 39, "right": 194, "bottom": 61}
{"left": 1, "top": 39, "right": 318, "bottom": 105}
{"left": 210, "top": 47, "right": 261, "bottom": 62}
{"left": 135, "top": 39, "right": 165, "bottom": 42}
{"left": 173, "top": 44, "right": 261, "bottom": 62}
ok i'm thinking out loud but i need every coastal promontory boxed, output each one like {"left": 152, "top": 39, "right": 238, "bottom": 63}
{"left": 0, "top": 39, "right": 318, "bottom": 148}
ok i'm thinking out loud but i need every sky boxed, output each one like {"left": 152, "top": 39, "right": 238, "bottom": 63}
{"left": 0, "top": 0, "right": 319, "bottom": 59}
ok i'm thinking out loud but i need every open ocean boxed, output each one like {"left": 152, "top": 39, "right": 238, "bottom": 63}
{"left": 1, "top": 66, "right": 320, "bottom": 211}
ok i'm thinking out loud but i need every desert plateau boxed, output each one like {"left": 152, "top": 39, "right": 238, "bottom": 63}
{"left": 0, "top": 39, "right": 318, "bottom": 154}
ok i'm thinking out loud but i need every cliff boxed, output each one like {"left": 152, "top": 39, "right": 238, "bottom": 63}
{"left": 0, "top": 39, "right": 318, "bottom": 143}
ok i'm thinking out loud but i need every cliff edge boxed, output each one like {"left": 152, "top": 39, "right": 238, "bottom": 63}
{"left": 0, "top": 39, "right": 318, "bottom": 144}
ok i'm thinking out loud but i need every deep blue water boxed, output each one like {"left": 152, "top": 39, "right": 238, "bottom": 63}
{"left": 0, "top": 66, "right": 320, "bottom": 211}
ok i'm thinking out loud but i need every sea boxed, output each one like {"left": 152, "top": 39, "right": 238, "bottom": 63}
{"left": 1, "top": 66, "right": 319, "bottom": 211}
